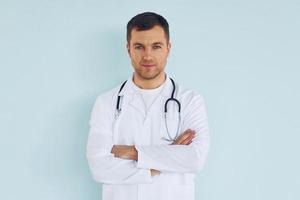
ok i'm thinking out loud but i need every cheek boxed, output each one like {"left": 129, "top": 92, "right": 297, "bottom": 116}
{"left": 131, "top": 52, "right": 142, "bottom": 61}
{"left": 130, "top": 54, "right": 142, "bottom": 66}
{"left": 157, "top": 54, "right": 168, "bottom": 64}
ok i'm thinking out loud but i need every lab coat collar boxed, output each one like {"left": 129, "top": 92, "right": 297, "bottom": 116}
{"left": 118, "top": 73, "right": 173, "bottom": 98}
{"left": 117, "top": 73, "right": 174, "bottom": 117}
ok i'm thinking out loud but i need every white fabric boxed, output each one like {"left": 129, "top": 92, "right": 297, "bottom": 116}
{"left": 86, "top": 73, "right": 210, "bottom": 200}
{"left": 138, "top": 82, "right": 165, "bottom": 110}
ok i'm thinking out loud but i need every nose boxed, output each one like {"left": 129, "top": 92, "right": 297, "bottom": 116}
{"left": 142, "top": 48, "right": 152, "bottom": 60}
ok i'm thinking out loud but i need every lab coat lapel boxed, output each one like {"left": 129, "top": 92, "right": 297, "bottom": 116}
{"left": 128, "top": 93, "right": 146, "bottom": 117}
{"left": 119, "top": 75, "right": 146, "bottom": 117}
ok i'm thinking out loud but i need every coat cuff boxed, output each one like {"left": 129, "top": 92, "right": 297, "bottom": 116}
{"left": 135, "top": 166, "right": 153, "bottom": 183}
{"left": 135, "top": 146, "right": 155, "bottom": 169}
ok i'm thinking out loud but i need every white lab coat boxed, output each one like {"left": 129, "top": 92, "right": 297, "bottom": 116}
{"left": 86, "top": 74, "right": 210, "bottom": 200}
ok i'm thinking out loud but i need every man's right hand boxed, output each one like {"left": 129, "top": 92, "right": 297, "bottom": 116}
{"left": 172, "top": 129, "right": 196, "bottom": 145}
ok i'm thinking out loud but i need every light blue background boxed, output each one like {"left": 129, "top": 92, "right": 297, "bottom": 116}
{"left": 1, "top": 0, "right": 299, "bottom": 199}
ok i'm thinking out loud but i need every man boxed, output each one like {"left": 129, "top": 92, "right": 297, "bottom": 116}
{"left": 86, "top": 12, "right": 210, "bottom": 200}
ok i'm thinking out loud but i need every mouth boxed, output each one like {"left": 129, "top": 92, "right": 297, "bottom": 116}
{"left": 141, "top": 64, "right": 155, "bottom": 68}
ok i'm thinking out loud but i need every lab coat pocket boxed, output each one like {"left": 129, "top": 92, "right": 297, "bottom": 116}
{"left": 167, "top": 184, "right": 195, "bottom": 200}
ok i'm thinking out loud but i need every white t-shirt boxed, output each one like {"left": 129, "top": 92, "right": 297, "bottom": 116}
{"left": 138, "top": 83, "right": 165, "bottom": 110}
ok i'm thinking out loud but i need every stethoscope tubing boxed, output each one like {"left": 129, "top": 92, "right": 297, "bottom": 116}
{"left": 116, "top": 77, "right": 181, "bottom": 142}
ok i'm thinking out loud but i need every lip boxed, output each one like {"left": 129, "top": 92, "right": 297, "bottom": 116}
{"left": 141, "top": 64, "right": 155, "bottom": 68}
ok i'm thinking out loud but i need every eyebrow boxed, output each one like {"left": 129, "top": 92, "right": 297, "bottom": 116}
{"left": 153, "top": 42, "right": 164, "bottom": 46}
{"left": 132, "top": 42, "right": 164, "bottom": 46}
{"left": 133, "top": 42, "right": 143, "bottom": 46}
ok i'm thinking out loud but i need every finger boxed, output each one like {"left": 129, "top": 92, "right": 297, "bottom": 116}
{"left": 179, "top": 130, "right": 195, "bottom": 140}
{"left": 181, "top": 136, "right": 194, "bottom": 145}
{"left": 181, "top": 133, "right": 196, "bottom": 145}
{"left": 177, "top": 132, "right": 195, "bottom": 145}
{"left": 174, "top": 132, "right": 193, "bottom": 144}
{"left": 173, "top": 129, "right": 195, "bottom": 145}
{"left": 187, "top": 141, "right": 192, "bottom": 145}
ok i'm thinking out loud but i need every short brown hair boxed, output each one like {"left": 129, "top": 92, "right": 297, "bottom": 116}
{"left": 127, "top": 12, "right": 170, "bottom": 43}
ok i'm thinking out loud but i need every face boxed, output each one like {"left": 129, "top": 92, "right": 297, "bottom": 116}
{"left": 126, "top": 25, "right": 171, "bottom": 81}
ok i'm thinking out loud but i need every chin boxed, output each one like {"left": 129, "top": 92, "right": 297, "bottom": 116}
{"left": 140, "top": 72, "right": 162, "bottom": 80}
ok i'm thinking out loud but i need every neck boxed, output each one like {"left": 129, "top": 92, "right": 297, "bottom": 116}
{"left": 133, "top": 72, "right": 166, "bottom": 89}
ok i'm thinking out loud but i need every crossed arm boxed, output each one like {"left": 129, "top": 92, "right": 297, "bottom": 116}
{"left": 111, "top": 129, "right": 196, "bottom": 176}
{"left": 87, "top": 95, "right": 209, "bottom": 184}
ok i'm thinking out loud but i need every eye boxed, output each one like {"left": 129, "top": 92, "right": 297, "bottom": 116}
{"left": 153, "top": 45, "right": 162, "bottom": 49}
{"left": 134, "top": 45, "right": 143, "bottom": 50}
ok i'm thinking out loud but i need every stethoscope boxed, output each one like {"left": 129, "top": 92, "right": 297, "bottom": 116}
{"left": 115, "top": 78, "right": 181, "bottom": 142}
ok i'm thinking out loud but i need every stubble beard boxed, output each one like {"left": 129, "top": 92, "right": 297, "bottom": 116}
{"left": 136, "top": 67, "right": 162, "bottom": 81}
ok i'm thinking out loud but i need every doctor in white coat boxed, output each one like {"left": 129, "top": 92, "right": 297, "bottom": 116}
{"left": 86, "top": 12, "right": 210, "bottom": 200}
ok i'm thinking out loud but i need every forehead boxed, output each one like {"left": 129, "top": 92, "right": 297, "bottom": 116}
{"left": 130, "top": 25, "right": 167, "bottom": 44}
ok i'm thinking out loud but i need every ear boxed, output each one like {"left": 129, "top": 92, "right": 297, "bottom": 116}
{"left": 126, "top": 43, "right": 131, "bottom": 57}
{"left": 167, "top": 41, "right": 171, "bottom": 56}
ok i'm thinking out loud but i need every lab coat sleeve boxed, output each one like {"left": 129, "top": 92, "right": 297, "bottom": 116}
{"left": 86, "top": 95, "right": 153, "bottom": 184}
{"left": 135, "top": 94, "right": 210, "bottom": 173}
